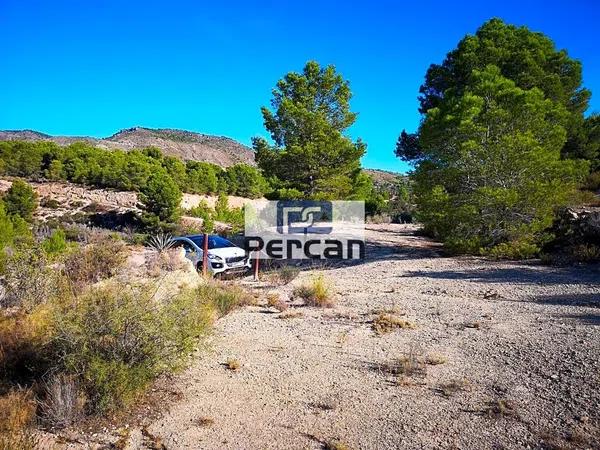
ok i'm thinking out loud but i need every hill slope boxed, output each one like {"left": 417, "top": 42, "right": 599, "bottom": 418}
{"left": 0, "top": 127, "right": 256, "bottom": 167}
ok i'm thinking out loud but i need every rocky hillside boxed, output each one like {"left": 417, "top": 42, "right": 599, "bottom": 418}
{"left": 0, "top": 127, "right": 255, "bottom": 167}
{"left": 364, "top": 168, "right": 405, "bottom": 192}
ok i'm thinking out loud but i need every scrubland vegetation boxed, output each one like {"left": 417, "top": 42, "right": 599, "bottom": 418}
{"left": 0, "top": 181, "right": 253, "bottom": 446}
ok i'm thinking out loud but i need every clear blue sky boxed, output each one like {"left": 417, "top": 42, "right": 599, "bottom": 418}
{"left": 1, "top": 1, "right": 599, "bottom": 173}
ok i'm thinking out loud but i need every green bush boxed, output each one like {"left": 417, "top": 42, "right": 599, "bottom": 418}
{"left": 53, "top": 283, "right": 214, "bottom": 413}
{"left": 3, "top": 180, "right": 37, "bottom": 222}
{"left": 41, "top": 229, "right": 68, "bottom": 257}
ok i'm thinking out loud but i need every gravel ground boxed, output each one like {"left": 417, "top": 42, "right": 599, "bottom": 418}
{"left": 139, "top": 224, "right": 600, "bottom": 450}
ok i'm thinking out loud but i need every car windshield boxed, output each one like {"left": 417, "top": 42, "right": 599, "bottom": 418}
{"left": 189, "top": 235, "right": 236, "bottom": 250}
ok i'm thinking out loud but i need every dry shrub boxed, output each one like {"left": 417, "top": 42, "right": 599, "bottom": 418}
{"left": 0, "top": 307, "right": 53, "bottom": 385}
{"left": 0, "top": 250, "right": 63, "bottom": 310}
{"left": 269, "top": 266, "right": 300, "bottom": 285}
{"left": 146, "top": 248, "right": 187, "bottom": 277}
{"left": 63, "top": 237, "right": 127, "bottom": 291}
{"left": 198, "top": 282, "right": 254, "bottom": 317}
{"left": 0, "top": 389, "right": 37, "bottom": 450}
{"left": 39, "top": 374, "right": 85, "bottom": 428}
{"left": 373, "top": 313, "right": 416, "bottom": 334}
{"left": 438, "top": 378, "right": 470, "bottom": 397}
{"left": 196, "top": 416, "right": 214, "bottom": 427}
{"left": 486, "top": 398, "right": 518, "bottom": 418}
{"left": 293, "top": 274, "right": 334, "bottom": 307}
{"left": 266, "top": 292, "right": 288, "bottom": 312}
{"left": 226, "top": 358, "right": 241, "bottom": 371}
{"left": 324, "top": 440, "right": 352, "bottom": 450}
{"left": 382, "top": 345, "right": 426, "bottom": 379}
{"left": 425, "top": 353, "right": 447, "bottom": 365}
{"left": 278, "top": 310, "right": 304, "bottom": 320}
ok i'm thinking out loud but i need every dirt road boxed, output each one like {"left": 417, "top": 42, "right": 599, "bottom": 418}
{"left": 137, "top": 224, "right": 599, "bottom": 449}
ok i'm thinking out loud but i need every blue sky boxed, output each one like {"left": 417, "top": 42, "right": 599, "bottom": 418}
{"left": 1, "top": 1, "right": 599, "bottom": 173}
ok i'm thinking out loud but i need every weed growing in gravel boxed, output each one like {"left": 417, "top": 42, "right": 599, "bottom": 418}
{"left": 383, "top": 345, "right": 426, "bottom": 379}
{"left": 437, "top": 378, "right": 470, "bottom": 397}
{"left": 485, "top": 399, "right": 518, "bottom": 418}
{"left": 266, "top": 292, "right": 288, "bottom": 312}
{"left": 270, "top": 265, "right": 300, "bottom": 285}
{"left": 278, "top": 310, "right": 304, "bottom": 319}
{"left": 373, "top": 313, "right": 416, "bottom": 334}
{"left": 196, "top": 416, "right": 215, "bottom": 427}
{"left": 293, "top": 274, "right": 334, "bottom": 307}
{"left": 425, "top": 353, "right": 447, "bottom": 365}
{"left": 324, "top": 440, "right": 352, "bottom": 450}
{"left": 226, "top": 358, "right": 241, "bottom": 371}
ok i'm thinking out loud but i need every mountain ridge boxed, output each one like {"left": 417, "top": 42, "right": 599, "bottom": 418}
{"left": 0, "top": 127, "right": 256, "bottom": 168}
{"left": 0, "top": 127, "right": 405, "bottom": 178}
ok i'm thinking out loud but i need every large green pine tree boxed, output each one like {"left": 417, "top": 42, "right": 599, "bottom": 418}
{"left": 254, "top": 61, "right": 366, "bottom": 199}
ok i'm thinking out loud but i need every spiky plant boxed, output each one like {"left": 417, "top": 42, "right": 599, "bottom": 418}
{"left": 147, "top": 233, "right": 175, "bottom": 253}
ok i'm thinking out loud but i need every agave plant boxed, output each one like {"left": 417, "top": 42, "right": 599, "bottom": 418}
{"left": 147, "top": 233, "right": 175, "bottom": 253}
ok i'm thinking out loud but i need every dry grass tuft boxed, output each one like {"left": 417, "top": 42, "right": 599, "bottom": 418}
{"left": 266, "top": 292, "right": 289, "bottom": 312}
{"left": 278, "top": 310, "right": 304, "bottom": 320}
{"left": 196, "top": 416, "right": 215, "bottom": 427}
{"left": 437, "top": 378, "right": 470, "bottom": 397}
{"left": 39, "top": 374, "right": 86, "bottom": 428}
{"left": 0, "top": 389, "right": 37, "bottom": 450}
{"left": 425, "top": 353, "right": 447, "bottom": 365}
{"left": 324, "top": 440, "right": 352, "bottom": 450}
{"left": 485, "top": 399, "right": 518, "bottom": 418}
{"left": 382, "top": 345, "right": 426, "bottom": 379}
{"left": 293, "top": 274, "right": 334, "bottom": 308}
{"left": 373, "top": 313, "right": 416, "bottom": 334}
{"left": 226, "top": 358, "right": 241, "bottom": 371}
{"left": 269, "top": 266, "right": 301, "bottom": 285}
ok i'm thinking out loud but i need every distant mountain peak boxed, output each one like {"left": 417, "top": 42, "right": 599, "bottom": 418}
{"left": 0, "top": 127, "right": 255, "bottom": 168}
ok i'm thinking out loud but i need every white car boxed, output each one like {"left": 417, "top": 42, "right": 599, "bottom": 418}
{"left": 171, "top": 234, "right": 251, "bottom": 277}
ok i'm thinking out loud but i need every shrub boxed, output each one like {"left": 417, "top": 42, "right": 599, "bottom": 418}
{"left": 0, "top": 250, "right": 62, "bottom": 310}
{"left": 63, "top": 237, "right": 127, "bottom": 291}
{"left": 293, "top": 274, "right": 334, "bottom": 307}
{"left": 41, "top": 229, "right": 69, "bottom": 257}
{"left": 0, "top": 389, "right": 37, "bottom": 450}
{"left": 0, "top": 307, "right": 54, "bottom": 387}
{"left": 485, "top": 240, "right": 540, "bottom": 260}
{"left": 270, "top": 265, "right": 300, "bottom": 285}
{"left": 198, "top": 282, "right": 253, "bottom": 316}
{"left": 53, "top": 282, "right": 214, "bottom": 413}
{"left": 3, "top": 180, "right": 38, "bottom": 222}
{"left": 0, "top": 201, "right": 32, "bottom": 252}
{"left": 146, "top": 249, "right": 187, "bottom": 277}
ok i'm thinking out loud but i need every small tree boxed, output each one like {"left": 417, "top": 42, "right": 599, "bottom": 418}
{"left": 139, "top": 172, "right": 182, "bottom": 223}
{"left": 4, "top": 179, "right": 38, "bottom": 221}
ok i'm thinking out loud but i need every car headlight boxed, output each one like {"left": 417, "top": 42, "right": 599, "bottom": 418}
{"left": 207, "top": 254, "right": 222, "bottom": 261}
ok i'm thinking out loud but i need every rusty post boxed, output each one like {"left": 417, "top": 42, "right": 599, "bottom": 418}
{"left": 253, "top": 251, "right": 260, "bottom": 281}
{"left": 202, "top": 232, "right": 208, "bottom": 277}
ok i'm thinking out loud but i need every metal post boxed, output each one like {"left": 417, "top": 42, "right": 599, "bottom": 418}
{"left": 253, "top": 251, "right": 260, "bottom": 281}
{"left": 202, "top": 232, "right": 208, "bottom": 277}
